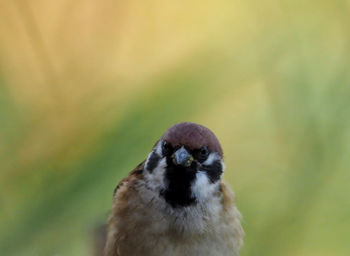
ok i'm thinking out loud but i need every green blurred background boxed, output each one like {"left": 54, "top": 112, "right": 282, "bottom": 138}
{"left": 1, "top": 1, "right": 350, "bottom": 255}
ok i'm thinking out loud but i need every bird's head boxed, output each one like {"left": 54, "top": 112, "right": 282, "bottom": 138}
{"left": 144, "top": 122, "right": 224, "bottom": 208}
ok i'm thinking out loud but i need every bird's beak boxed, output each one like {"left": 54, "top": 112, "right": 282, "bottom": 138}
{"left": 172, "top": 146, "right": 193, "bottom": 167}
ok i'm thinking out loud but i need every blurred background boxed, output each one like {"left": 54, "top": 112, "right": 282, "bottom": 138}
{"left": 1, "top": 0, "right": 350, "bottom": 255}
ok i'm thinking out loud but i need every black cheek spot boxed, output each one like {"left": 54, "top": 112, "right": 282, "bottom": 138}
{"left": 146, "top": 152, "right": 161, "bottom": 172}
{"left": 202, "top": 160, "right": 223, "bottom": 183}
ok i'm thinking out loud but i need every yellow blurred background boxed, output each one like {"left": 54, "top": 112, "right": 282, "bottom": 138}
{"left": 1, "top": 1, "right": 349, "bottom": 255}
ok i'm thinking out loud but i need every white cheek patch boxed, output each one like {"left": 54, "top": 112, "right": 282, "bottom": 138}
{"left": 191, "top": 171, "right": 220, "bottom": 202}
{"left": 144, "top": 157, "right": 167, "bottom": 192}
{"left": 192, "top": 153, "right": 224, "bottom": 201}
{"left": 203, "top": 152, "right": 221, "bottom": 167}
{"left": 154, "top": 141, "right": 163, "bottom": 155}
{"left": 144, "top": 141, "right": 163, "bottom": 172}
{"left": 221, "top": 160, "right": 226, "bottom": 171}
{"left": 143, "top": 140, "right": 168, "bottom": 193}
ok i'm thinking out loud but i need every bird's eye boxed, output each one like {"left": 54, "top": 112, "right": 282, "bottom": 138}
{"left": 196, "top": 146, "right": 209, "bottom": 162}
{"left": 200, "top": 146, "right": 209, "bottom": 157}
{"left": 162, "top": 141, "right": 171, "bottom": 156}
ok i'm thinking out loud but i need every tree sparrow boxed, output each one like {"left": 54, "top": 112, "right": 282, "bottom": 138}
{"left": 104, "top": 122, "right": 243, "bottom": 256}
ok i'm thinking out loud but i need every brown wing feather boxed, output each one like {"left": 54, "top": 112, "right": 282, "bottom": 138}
{"left": 104, "top": 161, "right": 145, "bottom": 256}
{"left": 221, "top": 181, "right": 244, "bottom": 252}
{"left": 113, "top": 161, "right": 144, "bottom": 197}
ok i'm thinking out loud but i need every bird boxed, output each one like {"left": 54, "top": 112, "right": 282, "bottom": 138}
{"left": 104, "top": 122, "right": 243, "bottom": 256}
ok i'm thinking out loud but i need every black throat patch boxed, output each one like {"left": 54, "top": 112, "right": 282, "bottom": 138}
{"left": 161, "top": 159, "right": 197, "bottom": 208}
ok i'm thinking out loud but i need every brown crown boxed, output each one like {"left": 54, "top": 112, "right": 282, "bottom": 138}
{"left": 161, "top": 122, "right": 223, "bottom": 156}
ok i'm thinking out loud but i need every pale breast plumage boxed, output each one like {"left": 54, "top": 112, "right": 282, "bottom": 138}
{"left": 104, "top": 164, "right": 243, "bottom": 256}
